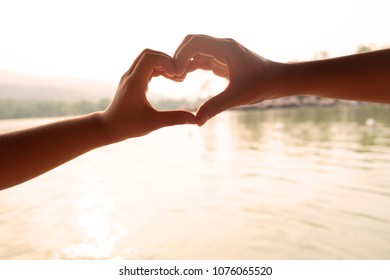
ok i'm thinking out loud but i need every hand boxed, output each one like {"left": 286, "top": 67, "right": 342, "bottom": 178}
{"left": 102, "top": 49, "right": 196, "bottom": 141}
{"left": 0, "top": 49, "right": 196, "bottom": 189}
{"left": 174, "top": 34, "right": 284, "bottom": 126}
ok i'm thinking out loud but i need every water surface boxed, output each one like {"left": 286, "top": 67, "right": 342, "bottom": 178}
{"left": 0, "top": 105, "right": 389, "bottom": 259}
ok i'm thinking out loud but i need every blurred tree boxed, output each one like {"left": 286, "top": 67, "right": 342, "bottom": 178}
{"left": 356, "top": 44, "right": 373, "bottom": 53}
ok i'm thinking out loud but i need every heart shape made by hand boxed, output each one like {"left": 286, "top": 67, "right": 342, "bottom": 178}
{"left": 147, "top": 70, "right": 228, "bottom": 113}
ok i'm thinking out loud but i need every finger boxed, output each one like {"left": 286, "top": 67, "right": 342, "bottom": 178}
{"left": 121, "top": 49, "right": 150, "bottom": 81}
{"left": 121, "top": 49, "right": 170, "bottom": 82}
{"left": 172, "top": 35, "right": 194, "bottom": 80}
{"left": 154, "top": 110, "right": 197, "bottom": 128}
{"left": 173, "top": 34, "right": 211, "bottom": 60}
{"left": 174, "top": 54, "right": 229, "bottom": 81}
{"left": 133, "top": 49, "right": 176, "bottom": 83}
{"left": 185, "top": 54, "right": 229, "bottom": 78}
{"left": 195, "top": 88, "right": 238, "bottom": 126}
{"left": 150, "top": 69, "right": 177, "bottom": 83}
{"left": 173, "top": 72, "right": 187, "bottom": 82}
{"left": 174, "top": 35, "right": 232, "bottom": 76}
{"left": 248, "top": 97, "right": 265, "bottom": 105}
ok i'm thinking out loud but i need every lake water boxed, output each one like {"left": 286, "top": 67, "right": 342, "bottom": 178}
{"left": 0, "top": 105, "right": 389, "bottom": 260}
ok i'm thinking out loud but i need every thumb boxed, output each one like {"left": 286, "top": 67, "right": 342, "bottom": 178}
{"left": 156, "top": 110, "right": 197, "bottom": 128}
{"left": 195, "top": 88, "right": 236, "bottom": 126}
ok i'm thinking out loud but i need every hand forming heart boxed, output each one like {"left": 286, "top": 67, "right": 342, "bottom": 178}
{"left": 173, "top": 34, "right": 283, "bottom": 126}
{"left": 101, "top": 49, "right": 196, "bottom": 141}
{"left": 3, "top": 34, "right": 389, "bottom": 190}
{"left": 101, "top": 35, "right": 282, "bottom": 141}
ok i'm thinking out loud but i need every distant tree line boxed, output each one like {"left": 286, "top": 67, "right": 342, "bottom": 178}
{"left": 0, "top": 98, "right": 198, "bottom": 119}
{"left": 356, "top": 44, "right": 389, "bottom": 54}
{"left": 2, "top": 44, "right": 388, "bottom": 120}
{"left": 0, "top": 98, "right": 110, "bottom": 119}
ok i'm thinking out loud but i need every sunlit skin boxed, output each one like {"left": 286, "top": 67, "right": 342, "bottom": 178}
{"left": 1, "top": 35, "right": 390, "bottom": 190}
{"left": 0, "top": 49, "right": 196, "bottom": 190}
{"left": 174, "top": 34, "right": 390, "bottom": 126}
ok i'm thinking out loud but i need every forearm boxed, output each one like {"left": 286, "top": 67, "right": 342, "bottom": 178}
{"left": 0, "top": 112, "right": 115, "bottom": 190}
{"left": 0, "top": 49, "right": 195, "bottom": 190}
{"left": 281, "top": 48, "right": 390, "bottom": 103}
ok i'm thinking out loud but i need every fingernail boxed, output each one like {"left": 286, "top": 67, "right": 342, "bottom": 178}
{"left": 174, "top": 74, "right": 185, "bottom": 82}
{"left": 174, "top": 62, "right": 184, "bottom": 76}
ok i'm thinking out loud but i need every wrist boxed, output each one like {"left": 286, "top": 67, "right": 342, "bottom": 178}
{"left": 265, "top": 61, "right": 292, "bottom": 100}
{"left": 275, "top": 61, "right": 311, "bottom": 99}
{"left": 89, "top": 112, "right": 123, "bottom": 146}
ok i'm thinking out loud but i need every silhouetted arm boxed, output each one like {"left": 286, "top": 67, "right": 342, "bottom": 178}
{"left": 174, "top": 34, "right": 390, "bottom": 126}
{"left": 283, "top": 48, "right": 390, "bottom": 103}
{"left": 0, "top": 49, "right": 195, "bottom": 190}
{"left": 0, "top": 113, "right": 112, "bottom": 190}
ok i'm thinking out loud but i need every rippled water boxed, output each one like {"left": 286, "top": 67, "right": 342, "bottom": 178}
{"left": 1, "top": 105, "right": 389, "bottom": 259}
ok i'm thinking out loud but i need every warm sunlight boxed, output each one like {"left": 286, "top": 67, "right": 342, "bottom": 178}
{"left": 1, "top": 0, "right": 389, "bottom": 86}
{"left": 1, "top": 0, "right": 390, "bottom": 266}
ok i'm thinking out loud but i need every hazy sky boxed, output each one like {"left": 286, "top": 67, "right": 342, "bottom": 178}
{"left": 1, "top": 0, "right": 389, "bottom": 97}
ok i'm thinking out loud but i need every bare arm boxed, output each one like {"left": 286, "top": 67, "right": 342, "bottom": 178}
{"left": 0, "top": 49, "right": 195, "bottom": 190}
{"left": 173, "top": 34, "right": 390, "bottom": 126}
{"left": 284, "top": 48, "right": 390, "bottom": 103}
{"left": 0, "top": 113, "right": 112, "bottom": 190}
